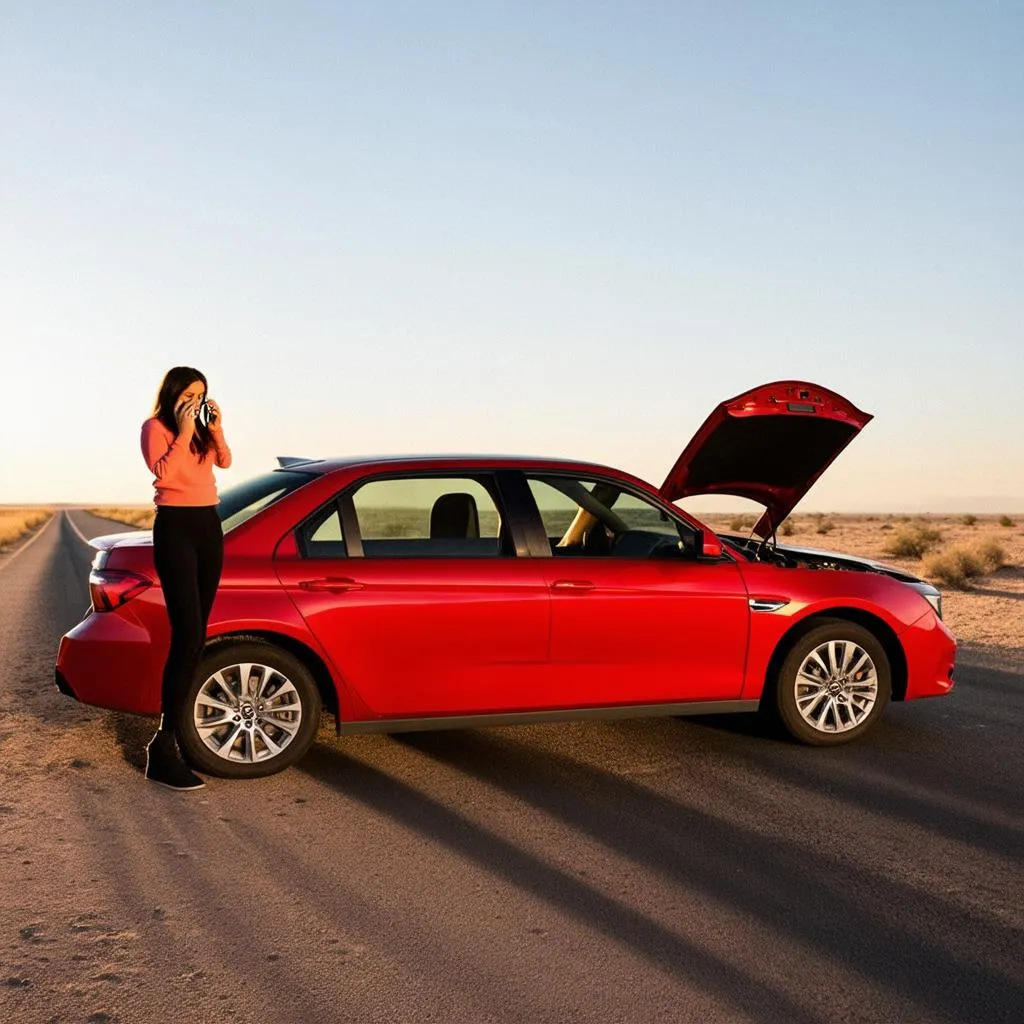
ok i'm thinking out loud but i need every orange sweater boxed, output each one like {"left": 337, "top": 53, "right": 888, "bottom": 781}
{"left": 141, "top": 417, "right": 232, "bottom": 507}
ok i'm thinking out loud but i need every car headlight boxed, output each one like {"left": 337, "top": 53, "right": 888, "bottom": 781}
{"left": 920, "top": 589, "right": 942, "bottom": 619}
{"left": 903, "top": 581, "right": 942, "bottom": 619}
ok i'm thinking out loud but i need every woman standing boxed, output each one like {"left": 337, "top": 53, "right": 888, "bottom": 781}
{"left": 140, "top": 367, "right": 232, "bottom": 790}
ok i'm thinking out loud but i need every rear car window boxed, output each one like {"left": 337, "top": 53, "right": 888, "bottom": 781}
{"left": 351, "top": 476, "right": 509, "bottom": 557}
{"left": 298, "top": 501, "right": 347, "bottom": 559}
{"left": 218, "top": 470, "right": 317, "bottom": 533}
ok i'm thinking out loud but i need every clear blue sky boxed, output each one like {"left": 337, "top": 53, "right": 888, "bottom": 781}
{"left": 2, "top": 2, "right": 1021, "bottom": 511}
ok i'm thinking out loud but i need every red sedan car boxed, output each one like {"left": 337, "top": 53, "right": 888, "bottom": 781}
{"left": 56, "top": 381, "right": 956, "bottom": 779}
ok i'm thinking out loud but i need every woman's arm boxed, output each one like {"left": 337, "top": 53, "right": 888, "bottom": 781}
{"left": 141, "top": 420, "right": 192, "bottom": 481}
{"left": 211, "top": 428, "right": 232, "bottom": 469}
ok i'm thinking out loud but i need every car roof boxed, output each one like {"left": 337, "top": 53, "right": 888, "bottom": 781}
{"left": 277, "top": 453, "right": 639, "bottom": 478}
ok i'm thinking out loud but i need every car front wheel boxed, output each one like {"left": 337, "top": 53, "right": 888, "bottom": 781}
{"left": 772, "top": 619, "right": 891, "bottom": 746}
{"left": 175, "top": 641, "right": 323, "bottom": 779}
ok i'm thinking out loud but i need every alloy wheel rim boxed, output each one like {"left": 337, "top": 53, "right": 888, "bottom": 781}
{"left": 794, "top": 640, "right": 878, "bottom": 733}
{"left": 193, "top": 662, "right": 303, "bottom": 762}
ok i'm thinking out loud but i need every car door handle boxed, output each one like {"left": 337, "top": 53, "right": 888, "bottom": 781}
{"left": 298, "top": 577, "right": 364, "bottom": 593}
{"left": 551, "top": 579, "right": 595, "bottom": 591}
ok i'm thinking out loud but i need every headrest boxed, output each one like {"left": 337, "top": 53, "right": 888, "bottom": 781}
{"left": 430, "top": 493, "right": 480, "bottom": 539}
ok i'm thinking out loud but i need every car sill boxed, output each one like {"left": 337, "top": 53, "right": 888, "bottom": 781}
{"left": 337, "top": 699, "right": 761, "bottom": 736}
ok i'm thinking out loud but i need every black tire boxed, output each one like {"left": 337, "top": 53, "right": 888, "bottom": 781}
{"left": 770, "top": 619, "right": 891, "bottom": 746}
{"left": 175, "top": 640, "right": 323, "bottom": 779}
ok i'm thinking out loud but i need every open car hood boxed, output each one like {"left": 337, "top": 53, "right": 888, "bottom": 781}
{"left": 660, "top": 380, "right": 872, "bottom": 538}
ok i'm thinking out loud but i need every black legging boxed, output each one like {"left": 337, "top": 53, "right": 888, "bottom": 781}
{"left": 152, "top": 505, "right": 224, "bottom": 725}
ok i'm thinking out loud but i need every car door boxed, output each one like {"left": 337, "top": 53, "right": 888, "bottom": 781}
{"left": 274, "top": 471, "right": 551, "bottom": 720}
{"left": 523, "top": 473, "right": 750, "bottom": 706}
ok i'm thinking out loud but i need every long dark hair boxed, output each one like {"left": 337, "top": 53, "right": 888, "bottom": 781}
{"left": 153, "top": 366, "right": 213, "bottom": 459}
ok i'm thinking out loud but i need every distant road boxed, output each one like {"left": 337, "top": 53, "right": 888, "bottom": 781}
{"left": 0, "top": 510, "right": 1022, "bottom": 1023}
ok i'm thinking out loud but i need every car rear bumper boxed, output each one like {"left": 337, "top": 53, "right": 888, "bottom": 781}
{"left": 55, "top": 666, "right": 78, "bottom": 699}
{"left": 55, "top": 612, "right": 164, "bottom": 716}
{"left": 901, "top": 611, "right": 957, "bottom": 701}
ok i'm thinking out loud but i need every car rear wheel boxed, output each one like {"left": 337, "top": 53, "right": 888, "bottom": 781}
{"left": 175, "top": 641, "right": 322, "bottom": 779}
{"left": 771, "top": 619, "right": 891, "bottom": 746}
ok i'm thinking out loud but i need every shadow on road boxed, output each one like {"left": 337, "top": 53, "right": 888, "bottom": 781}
{"left": 298, "top": 743, "right": 822, "bottom": 1024}
{"left": 393, "top": 724, "right": 1022, "bottom": 1023}
{"left": 299, "top": 715, "right": 1024, "bottom": 1024}
{"left": 687, "top": 650, "right": 1024, "bottom": 825}
{"left": 106, "top": 711, "right": 159, "bottom": 771}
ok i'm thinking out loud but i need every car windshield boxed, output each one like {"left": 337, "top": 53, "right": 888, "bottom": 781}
{"left": 217, "top": 470, "right": 317, "bottom": 533}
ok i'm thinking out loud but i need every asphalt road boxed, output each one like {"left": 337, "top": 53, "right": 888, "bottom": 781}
{"left": 1, "top": 510, "right": 1022, "bottom": 1024}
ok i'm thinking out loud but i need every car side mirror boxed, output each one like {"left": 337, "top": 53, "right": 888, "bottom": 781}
{"left": 699, "top": 531, "right": 724, "bottom": 559}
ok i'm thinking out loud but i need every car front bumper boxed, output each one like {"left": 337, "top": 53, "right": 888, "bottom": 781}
{"left": 901, "top": 611, "right": 957, "bottom": 701}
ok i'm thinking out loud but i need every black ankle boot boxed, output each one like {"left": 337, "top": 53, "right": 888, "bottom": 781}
{"left": 145, "top": 731, "right": 205, "bottom": 791}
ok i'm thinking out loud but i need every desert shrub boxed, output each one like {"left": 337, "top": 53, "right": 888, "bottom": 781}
{"left": 880, "top": 523, "right": 893, "bottom": 531}
{"left": 884, "top": 523, "right": 943, "bottom": 559}
{"left": 973, "top": 539, "right": 1008, "bottom": 573}
{"left": 729, "top": 514, "right": 756, "bottom": 532}
{"left": 780, "top": 519, "right": 795, "bottom": 536}
{"left": 999, "top": 515, "right": 1015, "bottom": 527}
{"left": 923, "top": 539, "right": 1008, "bottom": 587}
{"left": 959, "top": 514, "right": 977, "bottom": 527}
{"left": 923, "top": 547, "right": 982, "bottom": 588}
{"left": 816, "top": 519, "right": 835, "bottom": 534}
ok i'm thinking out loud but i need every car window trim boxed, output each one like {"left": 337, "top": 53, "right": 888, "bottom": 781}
{"left": 337, "top": 491, "right": 364, "bottom": 557}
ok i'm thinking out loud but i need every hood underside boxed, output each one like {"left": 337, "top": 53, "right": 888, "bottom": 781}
{"left": 661, "top": 380, "right": 872, "bottom": 538}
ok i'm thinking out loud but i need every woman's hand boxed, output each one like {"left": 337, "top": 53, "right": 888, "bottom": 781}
{"left": 174, "top": 397, "right": 198, "bottom": 438}
{"left": 206, "top": 398, "right": 224, "bottom": 434}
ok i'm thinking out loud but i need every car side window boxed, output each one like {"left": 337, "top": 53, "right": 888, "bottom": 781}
{"left": 527, "top": 476, "right": 696, "bottom": 559}
{"left": 298, "top": 501, "right": 347, "bottom": 559}
{"left": 351, "top": 476, "right": 511, "bottom": 557}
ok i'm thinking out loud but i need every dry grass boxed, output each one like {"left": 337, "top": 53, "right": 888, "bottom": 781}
{"left": 923, "top": 547, "right": 985, "bottom": 588}
{"left": 0, "top": 508, "right": 54, "bottom": 549}
{"left": 87, "top": 506, "right": 156, "bottom": 529}
{"left": 884, "top": 522, "right": 943, "bottom": 558}
{"left": 973, "top": 538, "right": 1009, "bottom": 572}
{"left": 921, "top": 542, "right": 1006, "bottom": 588}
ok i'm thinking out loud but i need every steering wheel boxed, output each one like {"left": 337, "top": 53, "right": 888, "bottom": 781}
{"left": 648, "top": 536, "right": 684, "bottom": 559}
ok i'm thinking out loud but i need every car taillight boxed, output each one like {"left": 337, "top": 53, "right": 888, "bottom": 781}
{"left": 89, "top": 570, "right": 153, "bottom": 612}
